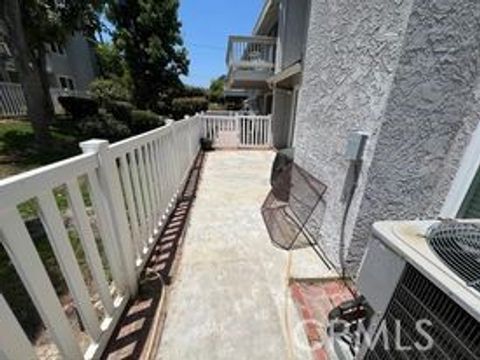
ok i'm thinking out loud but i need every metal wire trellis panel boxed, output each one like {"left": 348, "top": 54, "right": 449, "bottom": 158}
{"left": 262, "top": 160, "right": 327, "bottom": 250}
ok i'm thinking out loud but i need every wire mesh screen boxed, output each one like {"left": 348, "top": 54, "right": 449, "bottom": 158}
{"left": 262, "top": 154, "right": 327, "bottom": 250}
{"left": 427, "top": 221, "right": 480, "bottom": 293}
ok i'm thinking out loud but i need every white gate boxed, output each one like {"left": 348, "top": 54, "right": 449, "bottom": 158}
{"left": 201, "top": 114, "right": 272, "bottom": 149}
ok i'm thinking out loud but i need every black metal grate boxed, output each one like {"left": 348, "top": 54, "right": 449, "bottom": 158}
{"left": 427, "top": 222, "right": 480, "bottom": 293}
{"left": 364, "top": 265, "right": 480, "bottom": 360}
{"left": 261, "top": 160, "right": 327, "bottom": 251}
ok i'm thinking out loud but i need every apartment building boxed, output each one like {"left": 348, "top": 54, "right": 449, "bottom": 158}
{"left": 224, "top": 2, "right": 480, "bottom": 357}
{"left": 0, "top": 26, "right": 98, "bottom": 117}
{"left": 225, "top": 0, "right": 310, "bottom": 148}
{"left": 228, "top": 0, "right": 480, "bottom": 276}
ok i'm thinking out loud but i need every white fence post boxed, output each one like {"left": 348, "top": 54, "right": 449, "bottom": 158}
{"left": 80, "top": 139, "right": 138, "bottom": 296}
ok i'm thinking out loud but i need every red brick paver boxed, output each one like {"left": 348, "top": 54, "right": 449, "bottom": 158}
{"left": 291, "top": 279, "right": 356, "bottom": 360}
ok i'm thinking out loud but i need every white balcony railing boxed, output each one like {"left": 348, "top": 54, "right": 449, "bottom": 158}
{"left": 0, "top": 117, "right": 203, "bottom": 359}
{"left": 226, "top": 36, "right": 276, "bottom": 71}
{"left": 0, "top": 82, "right": 27, "bottom": 118}
{"left": 0, "top": 82, "right": 90, "bottom": 118}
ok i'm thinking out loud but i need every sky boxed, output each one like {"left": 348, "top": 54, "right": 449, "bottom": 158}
{"left": 179, "top": 0, "right": 264, "bottom": 88}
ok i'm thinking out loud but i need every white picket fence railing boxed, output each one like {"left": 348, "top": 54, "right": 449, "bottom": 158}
{"left": 0, "top": 117, "right": 202, "bottom": 359}
{"left": 0, "top": 81, "right": 90, "bottom": 118}
{"left": 201, "top": 114, "right": 272, "bottom": 148}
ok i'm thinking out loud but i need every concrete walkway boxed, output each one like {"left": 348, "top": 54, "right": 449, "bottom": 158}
{"left": 156, "top": 151, "right": 320, "bottom": 360}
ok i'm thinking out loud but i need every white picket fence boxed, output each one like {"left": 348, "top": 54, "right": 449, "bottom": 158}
{"left": 201, "top": 114, "right": 272, "bottom": 148}
{"left": 0, "top": 117, "right": 202, "bottom": 359}
{"left": 0, "top": 82, "right": 89, "bottom": 118}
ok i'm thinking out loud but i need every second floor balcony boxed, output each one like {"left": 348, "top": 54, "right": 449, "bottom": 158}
{"left": 226, "top": 35, "right": 276, "bottom": 90}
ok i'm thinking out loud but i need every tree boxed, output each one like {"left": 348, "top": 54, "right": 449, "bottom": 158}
{"left": 209, "top": 75, "right": 226, "bottom": 103}
{"left": 107, "top": 0, "right": 189, "bottom": 110}
{"left": 1, "top": 0, "right": 99, "bottom": 147}
{"left": 96, "top": 42, "right": 126, "bottom": 79}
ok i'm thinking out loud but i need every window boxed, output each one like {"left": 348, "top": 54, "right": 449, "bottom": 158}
{"left": 440, "top": 123, "right": 480, "bottom": 218}
{"left": 50, "top": 43, "right": 65, "bottom": 55}
{"left": 67, "top": 78, "right": 74, "bottom": 90}
{"left": 58, "top": 76, "right": 75, "bottom": 90}
{"left": 459, "top": 170, "right": 480, "bottom": 218}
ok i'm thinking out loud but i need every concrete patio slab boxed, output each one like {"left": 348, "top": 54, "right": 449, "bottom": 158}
{"left": 156, "top": 151, "right": 328, "bottom": 360}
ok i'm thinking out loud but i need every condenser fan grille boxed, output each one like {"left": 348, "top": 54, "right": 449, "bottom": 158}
{"left": 427, "top": 222, "right": 480, "bottom": 292}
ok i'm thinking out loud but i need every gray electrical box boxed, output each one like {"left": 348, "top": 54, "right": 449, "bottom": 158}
{"left": 345, "top": 131, "right": 368, "bottom": 161}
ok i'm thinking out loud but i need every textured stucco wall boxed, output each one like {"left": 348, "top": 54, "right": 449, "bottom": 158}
{"left": 293, "top": 0, "right": 480, "bottom": 273}
{"left": 293, "top": 0, "right": 415, "bottom": 269}
{"left": 66, "top": 33, "right": 97, "bottom": 91}
{"left": 346, "top": 0, "right": 480, "bottom": 274}
{"left": 47, "top": 33, "right": 97, "bottom": 91}
{"left": 47, "top": 51, "right": 75, "bottom": 85}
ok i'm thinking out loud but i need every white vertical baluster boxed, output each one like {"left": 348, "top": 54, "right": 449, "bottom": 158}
{"left": 244, "top": 118, "right": 248, "bottom": 147}
{"left": 86, "top": 170, "right": 129, "bottom": 294}
{"left": 144, "top": 143, "right": 159, "bottom": 234}
{"left": 150, "top": 140, "right": 162, "bottom": 221}
{"left": 160, "top": 133, "right": 174, "bottom": 208}
{"left": 127, "top": 151, "right": 148, "bottom": 250}
{"left": 151, "top": 139, "right": 163, "bottom": 223}
{"left": 37, "top": 192, "right": 101, "bottom": 341}
{"left": 117, "top": 155, "right": 143, "bottom": 262}
{"left": 80, "top": 140, "right": 138, "bottom": 296}
{"left": 269, "top": 116, "right": 273, "bottom": 146}
{"left": 66, "top": 179, "right": 115, "bottom": 316}
{"left": 156, "top": 137, "right": 170, "bottom": 214}
{"left": 262, "top": 118, "right": 267, "bottom": 146}
{"left": 137, "top": 146, "right": 153, "bottom": 242}
{"left": 0, "top": 210, "right": 83, "bottom": 358}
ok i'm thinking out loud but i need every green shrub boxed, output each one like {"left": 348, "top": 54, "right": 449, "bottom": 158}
{"left": 89, "top": 78, "right": 131, "bottom": 105}
{"left": 78, "top": 112, "right": 131, "bottom": 142}
{"left": 171, "top": 97, "right": 208, "bottom": 120}
{"left": 105, "top": 100, "right": 134, "bottom": 125}
{"left": 58, "top": 96, "right": 99, "bottom": 120}
{"left": 130, "top": 110, "right": 165, "bottom": 134}
{"left": 208, "top": 102, "right": 226, "bottom": 111}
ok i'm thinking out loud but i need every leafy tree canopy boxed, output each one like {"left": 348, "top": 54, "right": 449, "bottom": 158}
{"left": 20, "top": 0, "right": 99, "bottom": 48}
{"left": 209, "top": 75, "right": 226, "bottom": 103}
{"left": 95, "top": 42, "right": 127, "bottom": 79}
{"left": 107, "top": 0, "right": 189, "bottom": 110}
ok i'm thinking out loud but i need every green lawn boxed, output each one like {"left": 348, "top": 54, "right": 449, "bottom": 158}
{"left": 0, "top": 118, "right": 81, "bottom": 179}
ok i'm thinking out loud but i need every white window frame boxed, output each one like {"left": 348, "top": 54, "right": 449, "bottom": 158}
{"left": 57, "top": 75, "right": 76, "bottom": 91}
{"left": 440, "top": 121, "right": 480, "bottom": 217}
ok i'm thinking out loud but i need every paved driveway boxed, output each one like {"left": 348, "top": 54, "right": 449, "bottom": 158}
{"left": 156, "top": 151, "right": 313, "bottom": 360}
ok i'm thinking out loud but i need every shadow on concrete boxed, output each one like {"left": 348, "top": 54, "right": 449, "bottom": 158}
{"left": 101, "top": 151, "right": 205, "bottom": 359}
